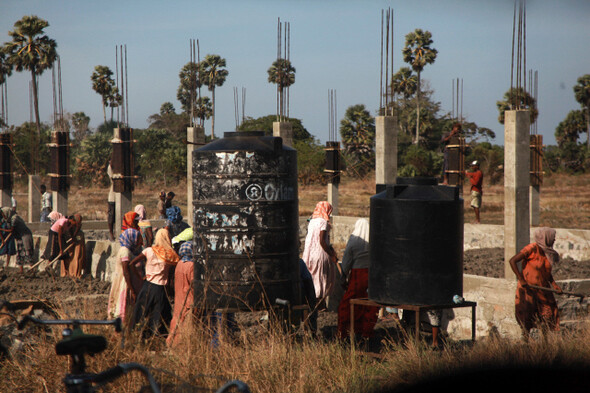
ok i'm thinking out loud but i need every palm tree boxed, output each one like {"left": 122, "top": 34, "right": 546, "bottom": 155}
{"left": 391, "top": 67, "right": 417, "bottom": 100}
{"left": 267, "top": 58, "right": 296, "bottom": 120}
{"left": 496, "top": 87, "right": 537, "bottom": 125}
{"left": 555, "top": 110, "right": 586, "bottom": 147}
{"left": 402, "top": 29, "right": 437, "bottom": 144}
{"left": 194, "top": 96, "right": 212, "bottom": 127}
{"left": 91, "top": 65, "right": 116, "bottom": 124}
{"left": 3, "top": 15, "right": 57, "bottom": 171}
{"left": 339, "top": 104, "right": 375, "bottom": 177}
{"left": 177, "top": 61, "right": 202, "bottom": 125}
{"left": 198, "top": 54, "right": 228, "bottom": 139}
{"left": 573, "top": 74, "right": 590, "bottom": 148}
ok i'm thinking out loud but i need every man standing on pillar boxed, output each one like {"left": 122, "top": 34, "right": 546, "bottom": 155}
{"left": 107, "top": 161, "right": 116, "bottom": 241}
{"left": 465, "top": 161, "right": 483, "bottom": 224}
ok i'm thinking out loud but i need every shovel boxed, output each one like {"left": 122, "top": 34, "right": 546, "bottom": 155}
{"left": 529, "top": 284, "right": 586, "bottom": 304}
{"left": 27, "top": 241, "right": 74, "bottom": 274}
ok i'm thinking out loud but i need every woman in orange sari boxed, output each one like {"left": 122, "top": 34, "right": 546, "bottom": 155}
{"left": 509, "top": 227, "right": 562, "bottom": 338}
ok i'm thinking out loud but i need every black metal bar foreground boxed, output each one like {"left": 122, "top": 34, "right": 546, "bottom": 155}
{"left": 349, "top": 298, "right": 477, "bottom": 348}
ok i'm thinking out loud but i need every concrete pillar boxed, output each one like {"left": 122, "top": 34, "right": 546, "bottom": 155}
{"left": 28, "top": 175, "right": 40, "bottom": 223}
{"left": 52, "top": 190, "right": 67, "bottom": 217}
{"left": 115, "top": 192, "right": 133, "bottom": 234}
{"left": 375, "top": 115, "right": 398, "bottom": 187}
{"left": 273, "top": 121, "right": 293, "bottom": 148}
{"left": 328, "top": 182, "right": 339, "bottom": 216}
{"left": 530, "top": 185, "right": 540, "bottom": 226}
{"left": 504, "top": 110, "right": 530, "bottom": 278}
{"left": 1, "top": 190, "right": 11, "bottom": 209}
{"left": 187, "top": 125, "right": 205, "bottom": 226}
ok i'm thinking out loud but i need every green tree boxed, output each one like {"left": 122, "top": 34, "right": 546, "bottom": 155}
{"left": 402, "top": 29, "right": 437, "bottom": 144}
{"left": 193, "top": 96, "right": 212, "bottom": 126}
{"left": 267, "top": 58, "right": 296, "bottom": 119}
{"left": 147, "top": 102, "right": 189, "bottom": 139}
{"left": 70, "top": 111, "right": 90, "bottom": 145}
{"left": 391, "top": 67, "right": 417, "bottom": 100}
{"left": 238, "top": 114, "right": 312, "bottom": 142}
{"left": 135, "top": 128, "right": 186, "bottom": 186}
{"left": 177, "top": 61, "right": 202, "bottom": 125}
{"left": 3, "top": 15, "right": 58, "bottom": 171}
{"left": 555, "top": 110, "right": 587, "bottom": 147}
{"left": 106, "top": 87, "right": 122, "bottom": 123}
{"left": 574, "top": 74, "right": 590, "bottom": 148}
{"left": 339, "top": 104, "right": 375, "bottom": 177}
{"left": 198, "top": 54, "right": 228, "bottom": 139}
{"left": 91, "top": 65, "right": 116, "bottom": 124}
{"left": 496, "top": 87, "right": 538, "bottom": 125}
{"left": 74, "top": 130, "right": 111, "bottom": 186}
{"left": 8, "top": 121, "right": 51, "bottom": 177}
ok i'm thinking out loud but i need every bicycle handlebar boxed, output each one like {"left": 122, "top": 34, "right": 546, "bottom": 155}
{"left": 92, "top": 363, "right": 161, "bottom": 393}
{"left": 18, "top": 315, "right": 122, "bottom": 332}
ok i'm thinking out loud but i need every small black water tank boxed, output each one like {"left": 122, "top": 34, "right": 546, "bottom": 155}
{"left": 368, "top": 177, "right": 463, "bottom": 305}
{"left": 192, "top": 131, "right": 300, "bottom": 310}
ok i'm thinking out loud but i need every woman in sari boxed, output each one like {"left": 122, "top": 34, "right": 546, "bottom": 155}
{"left": 337, "top": 218, "right": 379, "bottom": 339}
{"left": 167, "top": 241, "right": 194, "bottom": 346}
{"left": 60, "top": 214, "right": 86, "bottom": 278}
{"left": 302, "top": 201, "right": 338, "bottom": 303}
{"left": 129, "top": 227, "right": 180, "bottom": 337}
{"left": 42, "top": 212, "right": 74, "bottom": 264}
{"left": 509, "top": 227, "right": 562, "bottom": 338}
{"left": 135, "top": 204, "right": 153, "bottom": 248}
{"left": 108, "top": 228, "right": 143, "bottom": 322}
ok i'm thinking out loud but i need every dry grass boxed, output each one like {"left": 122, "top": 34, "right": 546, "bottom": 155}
{"left": 3, "top": 305, "right": 590, "bottom": 392}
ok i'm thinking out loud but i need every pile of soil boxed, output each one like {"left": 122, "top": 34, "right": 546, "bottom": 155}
{"left": 464, "top": 248, "right": 590, "bottom": 280}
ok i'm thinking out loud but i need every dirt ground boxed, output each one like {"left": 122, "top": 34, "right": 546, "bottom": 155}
{"left": 463, "top": 247, "right": 590, "bottom": 280}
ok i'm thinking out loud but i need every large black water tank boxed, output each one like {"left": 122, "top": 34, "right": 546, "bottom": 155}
{"left": 368, "top": 177, "right": 463, "bottom": 305}
{"left": 192, "top": 131, "right": 300, "bottom": 310}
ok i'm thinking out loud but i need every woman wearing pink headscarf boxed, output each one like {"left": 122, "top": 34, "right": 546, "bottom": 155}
{"left": 302, "top": 201, "right": 338, "bottom": 301}
{"left": 134, "top": 204, "right": 153, "bottom": 248}
{"left": 509, "top": 227, "right": 562, "bottom": 338}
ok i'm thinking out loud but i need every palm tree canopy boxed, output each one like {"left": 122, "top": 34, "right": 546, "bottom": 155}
{"left": 267, "top": 58, "right": 296, "bottom": 88}
{"left": 198, "top": 54, "right": 229, "bottom": 91}
{"left": 555, "top": 109, "right": 587, "bottom": 147}
{"left": 391, "top": 67, "right": 417, "bottom": 99}
{"left": 4, "top": 15, "right": 57, "bottom": 75}
{"left": 91, "top": 65, "right": 115, "bottom": 105}
{"left": 574, "top": 74, "right": 590, "bottom": 109}
{"left": 402, "top": 29, "right": 437, "bottom": 73}
{"left": 340, "top": 104, "right": 376, "bottom": 148}
{"left": 496, "top": 87, "right": 538, "bottom": 125}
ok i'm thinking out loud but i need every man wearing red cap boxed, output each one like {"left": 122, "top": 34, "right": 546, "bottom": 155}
{"left": 465, "top": 161, "right": 483, "bottom": 223}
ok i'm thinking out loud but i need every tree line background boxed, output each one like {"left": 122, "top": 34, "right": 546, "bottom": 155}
{"left": 1, "top": 16, "right": 590, "bottom": 190}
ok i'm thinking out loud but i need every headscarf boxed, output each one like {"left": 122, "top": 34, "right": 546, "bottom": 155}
{"left": 152, "top": 228, "right": 180, "bottom": 264}
{"left": 48, "top": 211, "right": 64, "bottom": 223}
{"left": 534, "top": 227, "right": 560, "bottom": 266}
{"left": 134, "top": 204, "right": 147, "bottom": 221}
{"left": 178, "top": 241, "right": 193, "bottom": 262}
{"left": 119, "top": 228, "right": 142, "bottom": 254}
{"left": 122, "top": 211, "right": 139, "bottom": 232}
{"left": 0, "top": 207, "right": 14, "bottom": 223}
{"left": 311, "top": 201, "right": 332, "bottom": 221}
{"left": 166, "top": 206, "right": 182, "bottom": 224}
{"left": 349, "top": 218, "right": 370, "bottom": 252}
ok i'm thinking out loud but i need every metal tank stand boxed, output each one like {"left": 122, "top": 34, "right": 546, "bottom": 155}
{"left": 348, "top": 298, "right": 477, "bottom": 349}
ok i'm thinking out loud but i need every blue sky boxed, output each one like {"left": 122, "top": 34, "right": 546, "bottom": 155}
{"left": 1, "top": 0, "right": 589, "bottom": 146}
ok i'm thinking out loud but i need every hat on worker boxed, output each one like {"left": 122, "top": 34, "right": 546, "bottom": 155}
{"left": 471, "top": 160, "right": 479, "bottom": 166}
